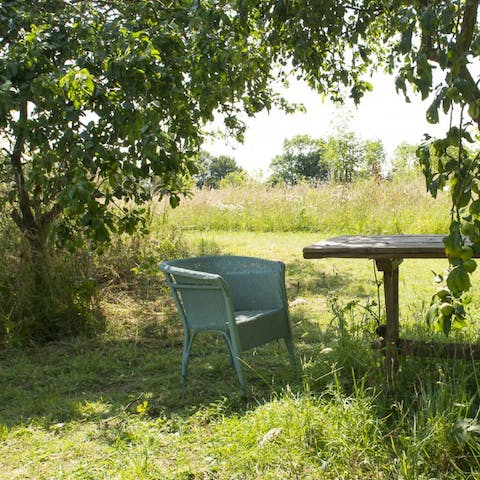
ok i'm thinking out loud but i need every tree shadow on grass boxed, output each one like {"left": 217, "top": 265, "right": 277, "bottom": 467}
{"left": 0, "top": 252, "right": 380, "bottom": 431}
{"left": 3, "top": 294, "right": 480, "bottom": 480}
{"left": 0, "top": 310, "right": 307, "bottom": 429}
{"left": 0, "top": 308, "right": 378, "bottom": 433}
{"left": 0, "top": 280, "right": 375, "bottom": 430}
{"left": 3, "top": 251, "right": 479, "bottom": 453}
{"left": 285, "top": 257, "right": 380, "bottom": 300}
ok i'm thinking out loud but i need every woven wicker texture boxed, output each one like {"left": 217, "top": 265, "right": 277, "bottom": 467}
{"left": 159, "top": 256, "right": 296, "bottom": 392}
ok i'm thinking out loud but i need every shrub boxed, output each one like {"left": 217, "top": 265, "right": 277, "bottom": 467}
{"left": 0, "top": 237, "right": 103, "bottom": 345}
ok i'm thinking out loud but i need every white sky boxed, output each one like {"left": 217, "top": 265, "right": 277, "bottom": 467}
{"left": 205, "top": 72, "right": 453, "bottom": 176}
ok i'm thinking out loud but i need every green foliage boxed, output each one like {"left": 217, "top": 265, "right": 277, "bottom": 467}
{"left": 269, "top": 134, "right": 328, "bottom": 185}
{"left": 264, "top": 1, "right": 380, "bottom": 104}
{"left": 98, "top": 226, "right": 189, "bottom": 291}
{"left": 0, "top": 1, "right": 284, "bottom": 252}
{"left": 270, "top": 133, "right": 387, "bottom": 185}
{"left": 0, "top": 218, "right": 189, "bottom": 346}
{"left": 218, "top": 170, "right": 253, "bottom": 188}
{"left": 363, "top": 139, "right": 386, "bottom": 179}
{"left": 6, "top": 0, "right": 471, "bottom": 254}
{"left": 194, "top": 152, "right": 244, "bottom": 189}
{"left": 324, "top": 131, "right": 367, "bottom": 183}
{"left": 419, "top": 133, "right": 480, "bottom": 331}
{"left": 392, "top": 142, "right": 420, "bottom": 176}
{"left": 0, "top": 237, "right": 103, "bottom": 345}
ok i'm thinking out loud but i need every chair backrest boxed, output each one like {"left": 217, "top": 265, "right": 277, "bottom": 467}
{"left": 163, "top": 256, "right": 286, "bottom": 312}
{"left": 212, "top": 257, "right": 285, "bottom": 311}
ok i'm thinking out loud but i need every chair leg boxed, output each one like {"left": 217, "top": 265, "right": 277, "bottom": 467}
{"left": 285, "top": 336, "right": 297, "bottom": 369}
{"left": 181, "top": 330, "right": 196, "bottom": 384}
{"left": 224, "top": 338, "right": 234, "bottom": 367}
{"left": 223, "top": 334, "right": 246, "bottom": 393}
{"left": 231, "top": 354, "right": 246, "bottom": 394}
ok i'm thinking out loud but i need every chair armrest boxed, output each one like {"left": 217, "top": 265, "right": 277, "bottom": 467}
{"left": 159, "top": 262, "right": 220, "bottom": 281}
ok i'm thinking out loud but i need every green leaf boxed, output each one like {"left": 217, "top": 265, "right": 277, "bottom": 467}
{"left": 441, "top": 314, "right": 452, "bottom": 336}
{"left": 426, "top": 94, "right": 442, "bottom": 124}
{"left": 447, "top": 267, "right": 471, "bottom": 294}
{"left": 426, "top": 303, "right": 439, "bottom": 327}
{"left": 169, "top": 195, "right": 180, "bottom": 208}
{"left": 469, "top": 199, "right": 480, "bottom": 216}
{"left": 399, "top": 23, "right": 414, "bottom": 53}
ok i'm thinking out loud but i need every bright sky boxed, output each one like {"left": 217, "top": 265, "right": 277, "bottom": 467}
{"left": 205, "top": 72, "right": 452, "bottom": 176}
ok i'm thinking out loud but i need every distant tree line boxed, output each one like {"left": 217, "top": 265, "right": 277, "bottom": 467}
{"left": 196, "top": 134, "right": 425, "bottom": 189}
{"left": 268, "top": 133, "right": 386, "bottom": 185}
{"left": 193, "top": 152, "right": 254, "bottom": 189}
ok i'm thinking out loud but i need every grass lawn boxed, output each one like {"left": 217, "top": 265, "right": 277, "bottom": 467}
{"left": 2, "top": 230, "right": 480, "bottom": 479}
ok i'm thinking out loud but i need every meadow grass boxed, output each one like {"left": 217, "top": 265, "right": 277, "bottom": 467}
{"left": 2, "top": 179, "right": 480, "bottom": 479}
{"left": 162, "top": 175, "right": 451, "bottom": 234}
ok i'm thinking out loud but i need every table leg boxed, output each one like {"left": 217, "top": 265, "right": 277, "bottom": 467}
{"left": 375, "top": 259, "right": 403, "bottom": 382}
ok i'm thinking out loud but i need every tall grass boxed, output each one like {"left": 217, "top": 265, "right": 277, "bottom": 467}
{"left": 161, "top": 175, "right": 451, "bottom": 234}
{"left": 0, "top": 226, "right": 103, "bottom": 345}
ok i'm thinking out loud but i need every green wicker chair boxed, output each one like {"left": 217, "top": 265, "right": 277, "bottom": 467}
{"left": 159, "top": 255, "right": 296, "bottom": 392}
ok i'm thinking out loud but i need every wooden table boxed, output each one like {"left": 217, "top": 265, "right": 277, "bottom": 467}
{"left": 303, "top": 234, "right": 478, "bottom": 381}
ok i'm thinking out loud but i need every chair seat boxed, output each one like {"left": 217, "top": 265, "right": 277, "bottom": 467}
{"left": 235, "top": 308, "right": 282, "bottom": 323}
{"left": 235, "top": 308, "right": 289, "bottom": 350}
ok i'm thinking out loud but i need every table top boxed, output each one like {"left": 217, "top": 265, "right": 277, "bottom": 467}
{"left": 303, "top": 234, "right": 454, "bottom": 260}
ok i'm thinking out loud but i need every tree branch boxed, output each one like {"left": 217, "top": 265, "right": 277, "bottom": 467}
{"left": 459, "top": 64, "right": 480, "bottom": 128}
{"left": 458, "top": 0, "right": 479, "bottom": 53}
{"left": 457, "top": 0, "right": 480, "bottom": 127}
{"left": 39, "top": 203, "right": 63, "bottom": 230}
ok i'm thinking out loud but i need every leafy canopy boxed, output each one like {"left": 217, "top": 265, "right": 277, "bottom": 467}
{"left": 269, "top": 135, "right": 328, "bottom": 186}
{"left": 0, "top": 0, "right": 283, "bottom": 250}
{"left": 6, "top": 0, "right": 469, "bottom": 250}
{"left": 269, "top": 133, "right": 386, "bottom": 185}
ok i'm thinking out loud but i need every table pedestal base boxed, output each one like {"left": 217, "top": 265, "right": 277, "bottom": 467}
{"left": 375, "top": 259, "right": 403, "bottom": 383}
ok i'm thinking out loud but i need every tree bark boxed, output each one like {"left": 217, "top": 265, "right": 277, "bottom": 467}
{"left": 10, "top": 101, "right": 38, "bottom": 240}
{"left": 9, "top": 101, "right": 63, "bottom": 256}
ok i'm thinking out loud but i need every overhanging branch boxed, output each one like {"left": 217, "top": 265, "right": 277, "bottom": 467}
{"left": 459, "top": 0, "right": 479, "bottom": 52}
